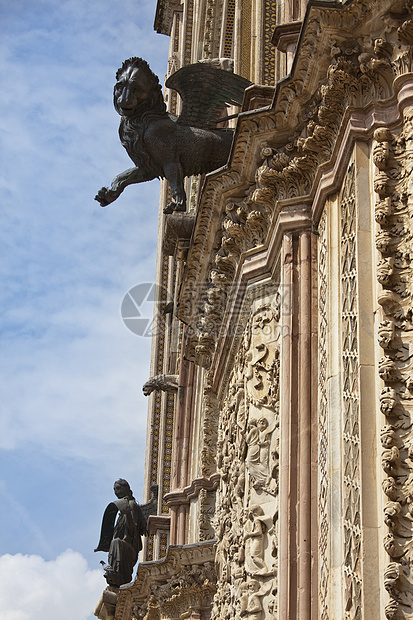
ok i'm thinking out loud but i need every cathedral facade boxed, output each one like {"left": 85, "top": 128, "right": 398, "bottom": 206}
{"left": 96, "top": 0, "right": 413, "bottom": 618}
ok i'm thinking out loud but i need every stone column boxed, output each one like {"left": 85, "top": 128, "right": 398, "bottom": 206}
{"left": 169, "top": 348, "right": 195, "bottom": 545}
{"left": 278, "top": 227, "right": 317, "bottom": 618}
{"left": 278, "top": 231, "right": 294, "bottom": 619}
{"left": 298, "top": 230, "right": 313, "bottom": 618}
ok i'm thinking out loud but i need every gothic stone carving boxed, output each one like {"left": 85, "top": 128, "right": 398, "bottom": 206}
{"left": 212, "top": 300, "right": 280, "bottom": 620}
{"left": 114, "top": 541, "right": 216, "bottom": 620}
{"left": 340, "top": 162, "right": 363, "bottom": 620}
{"left": 143, "top": 374, "right": 179, "bottom": 396}
{"left": 317, "top": 209, "right": 329, "bottom": 619}
{"left": 372, "top": 108, "right": 413, "bottom": 619}
{"left": 200, "top": 380, "right": 220, "bottom": 478}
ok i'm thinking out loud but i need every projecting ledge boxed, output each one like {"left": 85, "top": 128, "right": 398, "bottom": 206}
{"left": 94, "top": 586, "right": 119, "bottom": 620}
{"left": 164, "top": 474, "right": 220, "bottom": 506}
{"left": 242, "top": 84, "right": 275, "bottom": 112}
{"left": 162, "top": 212, "right": 196, "bottom": 257}
{"left": 147, "top": 514, "right": 171, "bottom": 536}
{"left": 271, "top": 20, "right": 302, "bottom": 52}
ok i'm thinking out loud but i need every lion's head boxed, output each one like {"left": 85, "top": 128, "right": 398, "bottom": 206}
{"left": 113, "top": 57, "right": 166, "bottom": 118}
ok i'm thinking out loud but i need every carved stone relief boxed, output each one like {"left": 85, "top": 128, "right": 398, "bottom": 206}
{"left": 340, "top": 161, "right": 363, "bottom": 620}
{"left": 142, "top": 374, "right": 179, "bottom": 396}
{"left": 373, "top": 108, "right": 413, "bottom": 619}
{"left": 212, "top": 298, "right": 280, "bottom": 620}
{"left": 198, "top": 487, "right": 216, "bottom": 542}
{"left": 115, "top": 542, "right": 216, "bottom": 620}
{"left": 200, "top": 381, "right": 220, "bottom": 479}
{"left": 137, "top": 1, "right": 413, "bottom": 617}
{"left": 318, "top": 208, "right": 329, "bottom": 620}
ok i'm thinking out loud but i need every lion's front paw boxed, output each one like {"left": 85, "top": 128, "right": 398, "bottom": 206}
{"left": 94, "top": 187, "right": 119, "bottom": 207}
{"left": 163, "top": 202, "right": 175, "bottom": 214}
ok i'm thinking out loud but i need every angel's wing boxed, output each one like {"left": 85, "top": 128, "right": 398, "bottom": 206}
{"left": 165, "top": 63, "right": 252, "bottom": 130}
{"left": 94, "top": 502, "right": 118, "bottom": 553}
{"left": 139, "top": 484, "right": 159, "bottom": 524}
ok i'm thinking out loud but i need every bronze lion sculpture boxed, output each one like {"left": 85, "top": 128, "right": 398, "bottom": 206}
{"left": 95, "top": 57, "right": 251, "bottom": 213}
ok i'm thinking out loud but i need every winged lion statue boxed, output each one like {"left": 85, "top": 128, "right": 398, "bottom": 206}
{"left": 95, "top": 57, "right": 251, "bottom": 213}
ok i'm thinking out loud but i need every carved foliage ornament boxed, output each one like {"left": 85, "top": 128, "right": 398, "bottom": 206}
{"left": 374, "top": 109, "right": 413, "bottom": 618}
{"left": 117, "top": 543, "right": 217, "bottom": 620}
{"left": 318, "top": 209, "right": 329, "bottom": 618}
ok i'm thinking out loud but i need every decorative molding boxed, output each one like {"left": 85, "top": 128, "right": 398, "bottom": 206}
{"left": 164, "top": 474, "right": 220, "bottom": 505}
{"left": 147, "top": 515, "right": 171, "bottom": 536}
{"left": 271, "top": 21, "right": 301, "bottom": 53}
{"left": 318, "top": 208, "right": 329, "bottom": 620}
{"left": 242, "top": 84, "right": 275, "bottom": 111}
{"left": 163, "top": 213, "right": 195, "bottom": 257}
{"left": 373, "top": 108, "right": 413, "bottom": 619}
{"left": 115, "top": 541, "right": 217, "bottom": 620}
{"left": 154, "top": 0, "right": 182, "bottom": 35}
{"left": 340, "top": 161, "right": 363, "bottom": 619}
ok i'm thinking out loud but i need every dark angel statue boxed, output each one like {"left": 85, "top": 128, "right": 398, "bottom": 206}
{"left": 95, "top": 480, "right": 158, "bottom": 587}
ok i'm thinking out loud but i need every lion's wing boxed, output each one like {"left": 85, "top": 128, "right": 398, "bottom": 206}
{"left": 165, "top": 63, "right": 251, "bottom": 130}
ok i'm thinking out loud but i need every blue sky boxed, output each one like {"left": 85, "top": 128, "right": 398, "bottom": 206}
{"left": 0, "top": 1, "right": 169, "bottom": 617}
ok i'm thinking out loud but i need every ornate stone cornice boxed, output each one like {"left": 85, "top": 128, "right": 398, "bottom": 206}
{"left": 147, "top": 515, "right": 171, "bottom": 536}
{"left": 177, "top": 0, "right": 413, "bottom": 368}
{"left": 271, "top": 20, "right": 302, "bottom": 53}
{"left": 115, "top": 540, "right": 217, "bottom": 620}
{"left": 154, "top": 0, "right": 182, "bottom": 35}
{"left": 164, "top": 474, "right": 220, "bottom": 506}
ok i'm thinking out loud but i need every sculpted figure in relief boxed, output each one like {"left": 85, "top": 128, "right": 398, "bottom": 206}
{"left": 244, "top": 505, "right": 272, "bottom": 576}
{"left": 240, "top": 580, "right": 263, "bottom": 620}
{"left": 245, "top": 417, "right": 273, "bottom": 488}
{"left": 244, "top": 306, "right": 280, "bottom": 409}
{"left": 213, "top": 301, "right": 280, "bottom": 619}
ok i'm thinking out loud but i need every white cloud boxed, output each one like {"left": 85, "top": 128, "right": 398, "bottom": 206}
{"left": 0, "top": 551, "right": 103, "bottom": 620}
